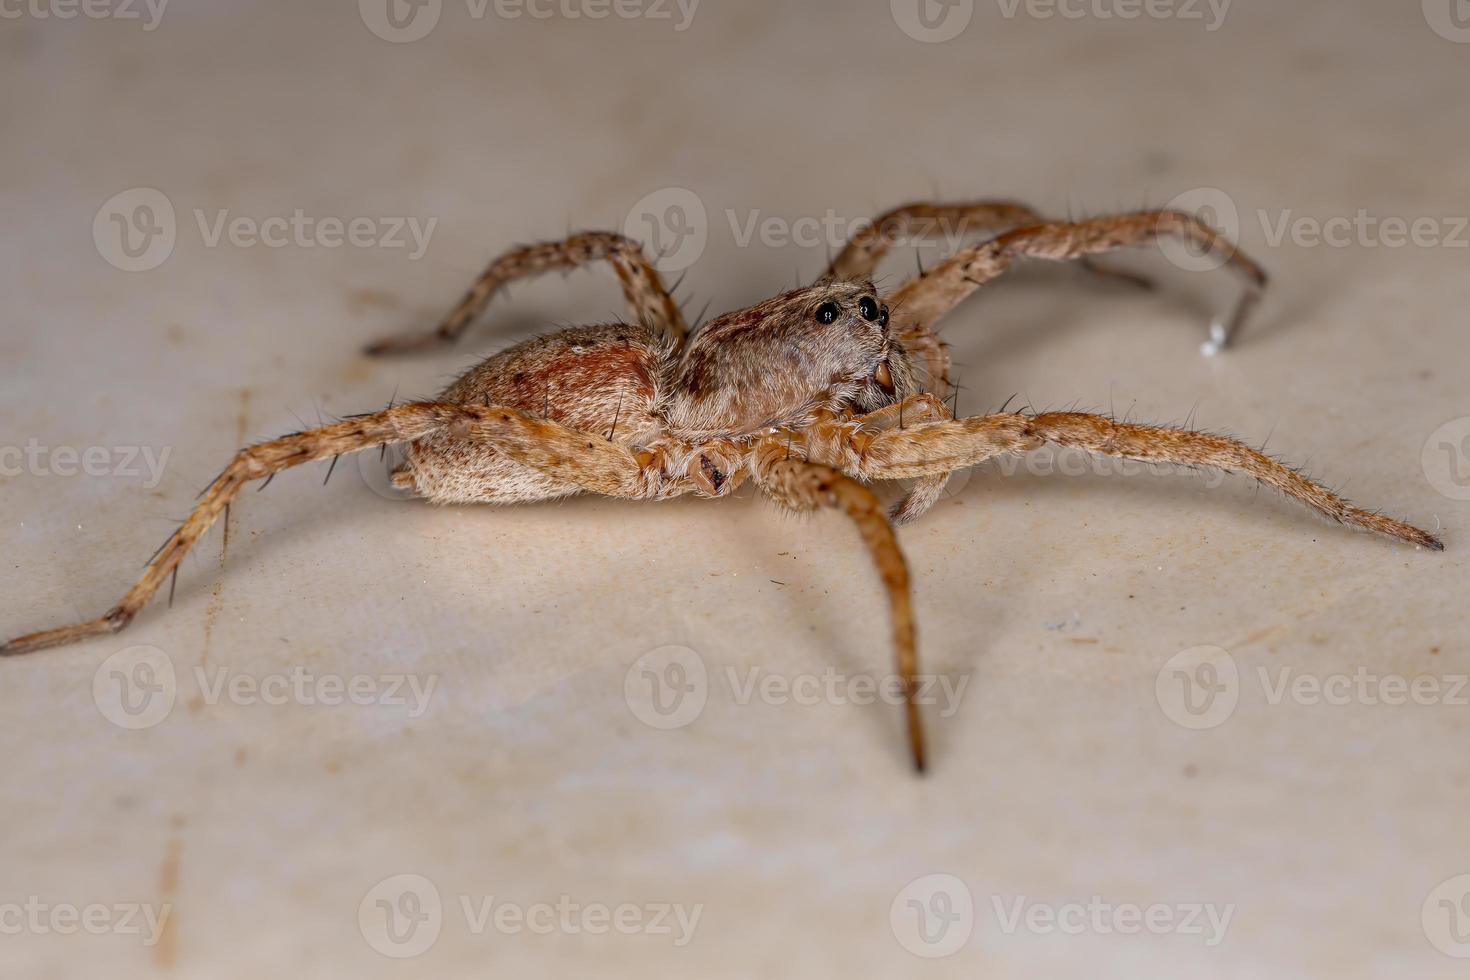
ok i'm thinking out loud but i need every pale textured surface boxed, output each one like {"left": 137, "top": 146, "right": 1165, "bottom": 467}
{"left": 2, "top": 2, "right": 1468, "bottom": 976}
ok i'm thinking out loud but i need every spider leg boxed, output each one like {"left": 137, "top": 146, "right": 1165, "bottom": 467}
{"left": 848, "top": 393, "right": 955, "bottom": 525}
{"left": 843, "top": 411, "right": 1442, "bottom": 550}
{"left": 827, "top": 200, "right": 1154, "bottom": 291}
{"left": 828, "top": 201, "right": 1043, "bottom": 279}
{"left": 884, "top": 211, "right": 1269, "bottom": 393}
{"left": 1, "top": 403, "right": 649, "bottom": 657}
{"left": 366, "top": 231, "right": 686, "bottom": 355}
{"left": 849, "top": 391, "right": 951, "bottom": 430}
{"left": 750, "top": 443, "right": 926, "bottom": 772}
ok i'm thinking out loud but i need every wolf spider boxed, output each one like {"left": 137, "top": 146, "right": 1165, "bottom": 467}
{"left": 3, "top": 200, "right": 1443, "bottom": 771}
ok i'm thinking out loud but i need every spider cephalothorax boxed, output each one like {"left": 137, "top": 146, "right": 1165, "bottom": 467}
{"left": 669, "top": 279, "right": 919, "bottom": 432}
{"left": 3, "top": 200, "right": 1443, "bottom": 773}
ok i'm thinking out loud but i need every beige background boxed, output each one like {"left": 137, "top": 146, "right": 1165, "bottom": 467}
{"left": 2, "top": 1, "right": 1468, "bottom": 976}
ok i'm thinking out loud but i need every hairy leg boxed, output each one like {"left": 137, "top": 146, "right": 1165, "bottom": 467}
{"left": 826, "top": 200, "right": 1151, "bottom": 289}
{"left": 367, "top": 231, "right": 687, "bottom": 355}
{"left": 846, "top": 393, "right": 955, "bottom": 525}
{"left": 2, "top": 404, "right": 649, "bottom": 656}
{"left": 750, "top": 442, "right": 926, "bottom": 771}
{"left": 848, "top": 392, "right": 951, "bottom": 431}
{"left": 886, "top": 211, "right": 1269, "bottom": 392}
{"left": 829, "top": 201, "right": 1044, "bottom": 279}
{"left": 833, "top": 410, "right": 1441, "bottom": 550}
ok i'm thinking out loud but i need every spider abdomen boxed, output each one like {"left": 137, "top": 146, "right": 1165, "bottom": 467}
{"left": 402, "top": 322, "right": 672, "bottom": 503}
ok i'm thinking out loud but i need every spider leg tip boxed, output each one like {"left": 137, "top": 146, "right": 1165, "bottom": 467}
{"left": 0, "top": 631, "right": 54, "bottom": 657}
{"left": 1200, "top": 319, "right": 1233, "bottom": 358}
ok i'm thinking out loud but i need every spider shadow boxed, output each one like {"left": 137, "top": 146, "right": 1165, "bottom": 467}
{"left": 725, "top": 488, "right": 1018, "bottom": 768}
{"left": 139, "top": 475, "right": 715, "bottom": 671}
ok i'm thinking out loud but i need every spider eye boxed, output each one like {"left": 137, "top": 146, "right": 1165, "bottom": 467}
{"left": 878, "top": 307, "right": 889, "bottom": 330}
{"left": 858, "top": 297, "right": 879, "bottom": 322}
{"left": 815, "top": 302, "right": 841, "bottom": 324}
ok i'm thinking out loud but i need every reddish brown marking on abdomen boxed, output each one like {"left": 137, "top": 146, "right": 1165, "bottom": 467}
{"left": 439, "top": 324, "right": 664, "bottom": 438}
